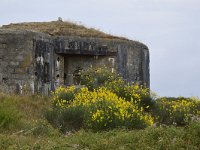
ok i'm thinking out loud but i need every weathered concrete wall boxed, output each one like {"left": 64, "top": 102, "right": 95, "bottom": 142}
{"left": 0, "top": 30, "right": 35, "bottom": 93}
{"left": 54, "top": 54, "right": 64, "bottom": 88}
{"left": 33, "top": 36, "right": 54, "bottom": 95}
{"left": 116, "top": 41, "right": 149, "bottom": 87}
{"left": 0, "top": 29, "right": 56, "bottom": 95}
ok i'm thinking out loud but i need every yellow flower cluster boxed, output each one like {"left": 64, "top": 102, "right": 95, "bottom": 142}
{"left": 157, "top": 98, "right": 200, "bottom": 125}
{"left": 124, "top": 84, "right": 149, "bottom": 103}
{"left": 68, "top": 87, "right": 153, "bottom": 129}
{"left": 105, "top": 80, "right": 151, "bottom": 109}
{"left": 51, "top": 86, "right": 154, "bottom": 130}
{"left": 51, "top": 86, "right": 75, "bottom": 108}
{"left": 160, "top": 99, "right": 198, "bottom": 115}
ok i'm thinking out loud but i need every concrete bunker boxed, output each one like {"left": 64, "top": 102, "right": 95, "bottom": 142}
{"left": 0, "top": 21, "right": 150, "bottom": 95}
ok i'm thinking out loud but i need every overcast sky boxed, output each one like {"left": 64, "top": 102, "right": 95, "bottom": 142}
{"left": 0, "top": 0, "right": 199, "bottom": 97}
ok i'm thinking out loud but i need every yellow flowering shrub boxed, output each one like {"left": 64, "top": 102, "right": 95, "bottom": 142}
{"left": 79, "top": 67, "right": 154, "bottom": 111}
{"left": 50, "top": 86, "right": 154, "bottom": 131}
{"left": 154, "top": 97, "right": 200, "bottom": 125}
{"left": 47, "top": 67, "right": 156, "bottom": 131}
{"left": 51, "top": 86, "right": 76, "bottom": 108}
{"left": 106, "top": 81, "right": 154, "bottom": 111}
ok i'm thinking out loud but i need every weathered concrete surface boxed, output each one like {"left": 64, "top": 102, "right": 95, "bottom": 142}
{"left": 55, "top": 36, "right": 150, "bottom": 87}
{"left": 0, "top": 24, "right": 149, "bottom": 95}
{"left": 0, "top": 29, "right": 35, "bottom": 93}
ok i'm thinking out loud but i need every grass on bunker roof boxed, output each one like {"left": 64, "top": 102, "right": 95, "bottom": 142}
{"left": 1, "top": 21, "right": 128, "bottom": 40}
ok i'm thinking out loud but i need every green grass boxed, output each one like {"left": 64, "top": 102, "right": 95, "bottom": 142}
{"left": 0, "top": 93, "right": 200, "bottom": 150}
{"left": 0, "top": 123, "right": 200, "bottom": 150}
{"left": 1, "top": 21, "right": 128, "bottom": 40}
{"left": 0, "top": 93, "right": 50, "bottom": 120}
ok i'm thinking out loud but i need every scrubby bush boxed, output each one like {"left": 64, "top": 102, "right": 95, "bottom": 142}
{"left": 74, "top": 87, "right": 153, "bottom": 130}
{"left": 153, "top": 97, "right": 200, "bottom": 126}
{"left": 46, "top": 67, "right": 200, "bottom": 132}
{"left": 45, "top": 106, "right": 84, "bottom": 132}
{"left": 80, "top": 67, "right": 154, "bottom": 111}
{"left": 106, "top": 81, "right": 154, "bottom": 111}
{"left": 80, "top": 67, "right": 120, "bottom": 90}
{"left": 51, "top": 86, "right": 76, "bottom": 108}
{"left": 46, "top": 67, "right": 156, "bottom": 132}
{"left": 46, "top": 87, "right": 154, "bottom": 132}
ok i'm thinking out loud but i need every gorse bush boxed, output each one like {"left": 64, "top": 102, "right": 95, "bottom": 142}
{"left": 47, "top": 87, "right": 153, "bottom": 132}
{"left": 154, "top": 97, "right": 200, "bottom": 126}
{"left": 46, "top": 67, "right": 200, "bottom": 132}
{"left": 73, "top": 87, "right": 153, "bottom": 130}
{"left": 106, "top": 80, "right": 154, "bottom": 111}
{"left": 51, "top": 86, "right": 76, "bottom": 108}
{"left": 80, "top": 67, "right": 154, "bottom": 110}
{"left": 46, "top": 67, "right": 155, "bottom": 132}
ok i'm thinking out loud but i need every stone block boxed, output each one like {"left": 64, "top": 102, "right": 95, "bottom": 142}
{"left": 0, "top": 61, "right": 8, "bottom": 67}
{"left": 0, "top": 43, "right": 6, "bottom": 48}
{"left": 9, "top": 61, "right": 19, "bottom": 66}
{"left": 15, "top": 55, "right": 24, "bottom": 61}
{"left": 7, "top": 67, "right": 15, "bottom": 74}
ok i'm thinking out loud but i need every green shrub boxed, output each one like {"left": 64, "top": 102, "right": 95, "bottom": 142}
{"left": 45, "top": 106, "right": 84, "bottom": 132}
{"left": 153, "top": 97, "right": 200, "bottom": 126}
{"left": 80, "top": 67, "right": 120, "bottom": 90}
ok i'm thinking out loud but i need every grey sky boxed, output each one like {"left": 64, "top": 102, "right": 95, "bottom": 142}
{"left": 0, "top": 0, "right": 200, "bottom": 97}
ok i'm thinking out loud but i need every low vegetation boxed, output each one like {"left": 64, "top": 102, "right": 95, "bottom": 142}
{"left": 1, "top": 21, "right": 128, "bottom": 40}
{"left": 0, "top": 67, "right": 200, "bottom": 149}
{"left": 0, "top": 123, "right": 200, "bottom": 150}
{"left": 153, "top": 97, "right": 200, "bottom": 126}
